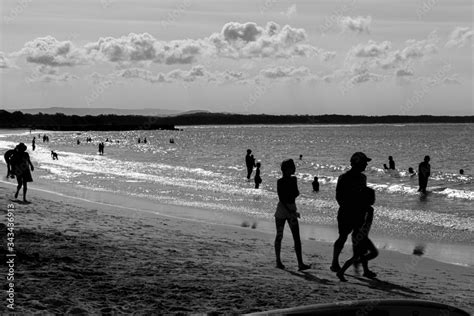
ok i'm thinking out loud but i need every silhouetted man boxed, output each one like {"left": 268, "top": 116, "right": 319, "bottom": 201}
{"left": 331, "top": 152, "right": 371, "bottom": 272}
{"left": 245, "top": 149, "right": 256, "bottom": 180}
{"left": 418, "top": 155, "right": 431, "bottom": 194}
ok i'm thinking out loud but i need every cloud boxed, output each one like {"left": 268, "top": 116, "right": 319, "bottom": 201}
{"left": 260, "top": 66, "right": 310, "bottom": 79}
{"left": 395, "top": 69, "right": 414, "bottom": 77}
{"left": 0, "top": 52, "right": 15, "bottom": 68}
{"left": 16, "top": 36, "right": 86, "bottom": 66}
{"left": 26, "top": 66, "right": 78, "bottom": 83}
{"left": 339, "top": 16, "right": 372, "bottom": 34}
{"left": 349, "top": 40, "right": 391, "bottom": 58}
{"left": 442, "top": 76, "right": 462, "bottom": 85}
{"left": 102, "top": 65, "right": 245, "bottom": 84}
{"left": 209, "top": 22, "right": 329, "bottom": 59}
{"left": 445, "top": 27, "right": 473, "bottom": 48}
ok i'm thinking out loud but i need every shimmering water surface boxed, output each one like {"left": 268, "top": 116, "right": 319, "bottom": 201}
{"left": 1, "top": 124, "right": 472, "bottom": 265}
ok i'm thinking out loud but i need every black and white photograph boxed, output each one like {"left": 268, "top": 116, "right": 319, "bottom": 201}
{"left": 0, "top": 0, "right": 472, "bottom": 314}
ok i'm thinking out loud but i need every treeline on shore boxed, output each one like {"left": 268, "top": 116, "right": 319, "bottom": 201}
{"left": 1, "top": 110, "right": 473, "bottom": 131}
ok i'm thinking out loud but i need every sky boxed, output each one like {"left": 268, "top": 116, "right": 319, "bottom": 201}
{"left": 0, "top": 0, "right": 472, "bottom": 115}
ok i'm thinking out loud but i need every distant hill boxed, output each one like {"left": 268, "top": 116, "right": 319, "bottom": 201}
{"left": 11, "top": 107, "right": 182, "bottom": 117}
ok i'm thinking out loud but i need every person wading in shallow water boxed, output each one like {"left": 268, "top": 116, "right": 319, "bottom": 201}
{"left": 11, "top": 143, "right": 34, "bottom": 203}
{"left": 330, "top": 152, "right": 371, "bottom": 273}
{"left": 274, "top": 159, "right": 311, "bottom": 271}
{"left": 418, "top": 155, "right": 431, "bottom": 194}
{"left": 245, "top": 149, "right": 256, "bottom": 180}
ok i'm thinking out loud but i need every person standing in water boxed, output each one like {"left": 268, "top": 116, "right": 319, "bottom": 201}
{"left": 312, "top": 176, "right": 319, "bottom": 192}
{"left": 274, "top": 159, "right": 311, "bottom": 271}
{"left": 418, "top": 155, "right": 431, "bottom": 194}
{"left": 11, "top": 143, "right": 34, "bottom": 202}
{"left": 388, "top": 156, "right": 395, "bottom": 170}
{"left": 254, "top": 161, "right": 262, "bottom": 189}
{"left": 32, "top": 137, "right": 36, "bottom": 151}
{"left": 245, "top": 149, "right": 256, "bottom": 180}
{"left": 330, "top": 152, "right": 371, "bottom": 273}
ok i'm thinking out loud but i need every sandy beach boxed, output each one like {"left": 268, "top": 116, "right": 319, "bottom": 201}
{"left": 1, "top": 182, "right": 472, "bottom": 314}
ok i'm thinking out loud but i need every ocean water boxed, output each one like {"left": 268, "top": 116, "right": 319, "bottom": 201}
{"left": 1, "top": 124, "right": 473, "bottom": 265}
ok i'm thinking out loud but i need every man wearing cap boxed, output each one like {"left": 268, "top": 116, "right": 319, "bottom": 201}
{"left": 330, "top": 152, "right": 371, "bottom": 272}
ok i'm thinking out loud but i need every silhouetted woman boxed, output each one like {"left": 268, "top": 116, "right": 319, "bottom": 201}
{"left": 274, "top": 159, "right": 311, "bottom": 271}
{"left": 12, "top": 143, "right": 34, "bottom": 202}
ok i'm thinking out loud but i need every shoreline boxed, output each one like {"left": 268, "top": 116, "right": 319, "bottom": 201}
{"left": 1, "top": 178, "right": 472, "bottom": 268}
{"left": 1, "top": 182, "right": 472, "bottom": 314}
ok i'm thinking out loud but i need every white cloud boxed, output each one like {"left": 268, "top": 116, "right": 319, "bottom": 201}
{"left": 16, "top": 36, "right": 86, "bottom": 66}
{"left": 445, "top": 27, "right": 473, "bottom": 48}
{"left": 0, "top": 52, "right": 15, "bottom": 68}
{"left": 395, "top": 69, "right": 414, "bottom": 77}
{"left": 260, "top": 66, "right": 311, "bottom": 79}
{"left": 349, "top": 40, "right": 391, "bottom": 58}
{"left": 339, "top": 16, "right": 372, "bottom": 34}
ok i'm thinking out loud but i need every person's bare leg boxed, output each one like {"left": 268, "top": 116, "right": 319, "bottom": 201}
{"left": 23, "top": 182, "right": 28, "bottom": 202}
{"left": 274, "top": 219, "right": 285, "bottom": 269}
{"left": 15, "top": 179, "right": 22, "bottom": 199}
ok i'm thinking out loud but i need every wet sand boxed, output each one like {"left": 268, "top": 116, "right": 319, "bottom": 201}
{"left": 0, "top": 183, "right": 472, "bottom": 314}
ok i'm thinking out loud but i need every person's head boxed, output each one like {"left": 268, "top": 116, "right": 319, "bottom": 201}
{"left": 314, "top": 176, "right": 318, "bottom": 180}
{"left": 408, "top": 167, "right": 414, "bottom": 173}
{"left": 17, "top": 143, "right": 27, "bottom": 152}
{"left": 256, "top": 161, "right": 261, "bottom": 168}
{"left": 350, "top": 152, "right": 371, "bottom": 172}
{"left": 281, "top": 159, "right": 296, "bottom": 176}
{"left": 389, "top": 156, "right": 393, "bottom": 160}
{"left": 247, "top": 149, "right": 252, "bottom": 154}
{"left": 424, "top": 155, "right": 430, "bottom": 162}
{"left": 459, "top": 169, "right": 464, "bottom": 175}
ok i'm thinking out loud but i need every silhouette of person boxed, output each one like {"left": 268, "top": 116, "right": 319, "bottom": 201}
{"left": 169, "top": 138, "right": 174, "bottom": 144}
{"left": 388, "top": 156, "right": 395, "bottom": 170}
{"left": 459, "top": 169, "right": 464, "bottom": 175}
{"left": 4, "top": 147, "right": 17, "bottom": 178}
{"left": 32, "top": 137, "right": 36, "bottom": 151}
{"left": 144, "top": 138, "right": 147, "bottom": 144}
{"left": 98, "top": 142, "right": 104, "bottom": 155}
{"left": 312, "top": 176, "right": 319, "bottom": 192}
{"left": 11, "top": 143, "right": 34, "bottom": 202}
{"left": 330, "top": 152, "right": 371, "bottom": 273}
{"left": 418, "top": 156, "right": 431, "bottom": 194}
{"left": 299, "top": 154, "right": 303, "bottom": 160}
{"left": 138, "top": 138, "right": 141, "bottom": 143}
{"left": 77, "top": 139, "right": 80, "bottom": 145}
{"left": 245, "top": 149, "right": 256, "bottom": 180}
{"left": 274, "top": 159, "right": 311, "bottom": 271}
{"left": 408, "top": 167, "right": 416, "bottom": 177}
{"left": 51, "top": 151, "right": 58, "bottom": 160}
{"left": 254, "top": 161, "right": 262, "bottom": 189}
{"left": 336, "top": 186, "right": 379, "bottom": 281}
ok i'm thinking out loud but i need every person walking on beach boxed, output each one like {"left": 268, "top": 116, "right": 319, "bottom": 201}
{"left": 245, "top": 149, "right": 256, "bottom": 180}
{"left": 274, "top": 159, "right": 311, "bottom": 271}
{"left": 418, "top": 155, "right": 431, "bottom": 194}
{"left": 388, "top": 156, "right": 395, "bottom": 170}
{"left": 11, "top": 143, "right": 34, "bottom": 202}
{"left": 330, "top": 152, "right": 371, "bottom": 273}
{"left": 51, "top": 151, "right": 59, "bottom": 160}
{"left": 336, "top": 186, "right": 379, "bottom": 281}
{"left": 254, "top": 161, "right": 262, "bottom": 189}
{"left": 32, "top": 137, "right": 36, "bottom": 151}
{"left": 4, "top": 147, "right": 17, "bottom": 178}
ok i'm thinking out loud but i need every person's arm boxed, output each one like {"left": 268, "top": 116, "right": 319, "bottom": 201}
{"left": 27, "top": 153, "right": 34, "bottom": 171}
